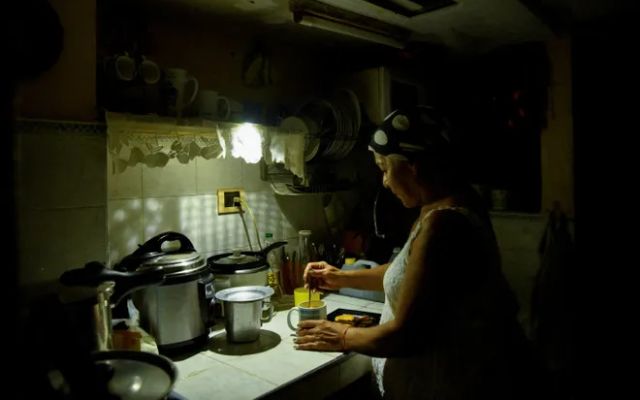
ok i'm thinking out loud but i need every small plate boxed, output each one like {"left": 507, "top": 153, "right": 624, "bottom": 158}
{"left": 327, "top": 308, "right": 381, "bottom": 327}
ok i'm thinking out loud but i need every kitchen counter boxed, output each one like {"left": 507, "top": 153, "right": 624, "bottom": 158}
{"left": 172, "top": 294, "right": 384, "bottom": 400}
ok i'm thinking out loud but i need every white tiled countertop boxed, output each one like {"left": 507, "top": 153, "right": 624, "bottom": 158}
{"left": 173, "top": 294, "right": 384, "bottom": 400}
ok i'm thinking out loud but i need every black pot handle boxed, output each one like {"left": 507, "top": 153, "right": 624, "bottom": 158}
{"left": 115, "top": 232, "right": 196, "bottom": 272}
{"left": 261, "top": 241, "right": 287, "bottom": 255}
{"left": 60, "top": 261, "right": 166, "bottom": 306}
{"left": 135, "top": 231, "right": 196, "bottom": 254}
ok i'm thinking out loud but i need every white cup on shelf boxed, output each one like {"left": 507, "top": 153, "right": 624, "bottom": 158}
{"left": 165, "top": 68, "right": 199, "bottom": 117}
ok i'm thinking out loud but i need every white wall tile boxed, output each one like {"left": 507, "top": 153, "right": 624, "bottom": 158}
{"left": 195, "top": 157, "right": 242, "bottom": 194}
{"left": 142, "top": 196, "right": 205, "bottom": 252}
{"left": 18, "top": 206, "right": 107, "bottom": 288}
{"left": 107, "top": 199, "right": 144, "bottom": 266}
{"left": 107, "top": 151, "right": 143, "bottom": 200}
{"left": 241, "top": 161, "right": 270, "bottom": 192}
{"left": 18, "top": 131, "right": 106, "bottom": 208}
{"left": 142, "top": 158, "right": 197, "bottom": 197}
{"left": 244, "top": 191, "right": 284, "bottom": 241}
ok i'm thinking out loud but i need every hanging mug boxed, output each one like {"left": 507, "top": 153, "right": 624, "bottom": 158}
{"left": 196, "top": 90, "right": 230, "bottom": 120}
{"left": 106, "top": 52, "right": 136, "bottom": 82}
{"left": 139, "top": 56, "right": 161, "bottom": 85}
{"left": 165, "top": 68, "right": 199, "bottom": 117}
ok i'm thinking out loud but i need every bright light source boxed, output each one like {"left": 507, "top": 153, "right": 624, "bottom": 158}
{"left": 231, "top": 123, "right": 263, "bottom": 163}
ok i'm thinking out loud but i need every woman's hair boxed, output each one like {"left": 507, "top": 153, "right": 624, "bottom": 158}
{"left": 369, "top": 105, "right": 465, "bottom": 189}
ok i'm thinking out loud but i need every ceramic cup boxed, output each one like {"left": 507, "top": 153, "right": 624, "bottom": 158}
{"left": 287, "top": 300, "right": 327, "bottom": 330}
{"left": 196, "top": 90, "right": 230, "bottom": 120}
{"left": 293, "top": 287, "right": 320, "bottom": 307}
{"left": 165, "top": 68, "right": 199, "bottom": 117}
{"left": 139, "top": 56, "right": 161, "bottom": 85}
{"left": 108, "top": 52, "right": 136, "bottom": 81}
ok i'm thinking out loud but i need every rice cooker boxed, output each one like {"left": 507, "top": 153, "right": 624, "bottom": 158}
{"left": 116, "top": 232, "right": 214, "bottom": 355}
{"left": 207, "top": 241, "right": 287, "bottom": 292}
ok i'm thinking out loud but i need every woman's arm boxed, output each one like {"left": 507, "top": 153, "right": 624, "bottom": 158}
{"left": 297, "top": 210, "right": 466, "bottom": 356}
{"left": 304, "top": 262, "right": 389, "bottom": 291}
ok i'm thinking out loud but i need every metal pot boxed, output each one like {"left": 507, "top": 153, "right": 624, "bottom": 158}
{"left": 58, "top": 261, "right": 165, "bottom": 353}
{"left": 207, "top": 241, "right": 287, "bottom": 291}
{"left": 55, "top": 350, "right": 178, "bottom": 400}
{"left": 214, "top": 286, "right": 274, "bottom": 343}
{"left": 115, "top": 232, "right": 214, "bottom": 355}
{"left": 89, "top": 350, "right": 178, "bottom": 400}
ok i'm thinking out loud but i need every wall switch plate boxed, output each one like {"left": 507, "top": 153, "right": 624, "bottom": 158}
{"left": 217, "top": 188, "right": 246, "bottom": 214}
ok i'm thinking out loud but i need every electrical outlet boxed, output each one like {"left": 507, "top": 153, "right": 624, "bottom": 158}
{"left": 217, "top": 188, "right": 246, "bottom": 214}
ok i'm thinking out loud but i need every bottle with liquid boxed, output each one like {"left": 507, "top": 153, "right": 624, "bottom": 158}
{"left": 264, "top": 232, "right": 284, "bottom": 302}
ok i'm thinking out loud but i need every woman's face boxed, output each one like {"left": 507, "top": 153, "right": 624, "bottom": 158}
{"left": 374, "top": 153, "right": 420, "bottom": 208}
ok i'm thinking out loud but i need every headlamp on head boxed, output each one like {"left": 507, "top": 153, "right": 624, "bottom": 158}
{"left": 368, "top": 105, "right": 450, "bottom": 160}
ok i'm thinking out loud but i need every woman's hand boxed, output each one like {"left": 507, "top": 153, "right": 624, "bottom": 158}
{"left": 303, "top": 261, "right": 342, "bottom": 291}
{"left": 295, "top": 320, "right": 349, "bottom": 352}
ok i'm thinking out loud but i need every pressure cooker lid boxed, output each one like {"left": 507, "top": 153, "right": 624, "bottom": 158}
{"left": 139, "top": 252, "right": 207, "bottom": 277}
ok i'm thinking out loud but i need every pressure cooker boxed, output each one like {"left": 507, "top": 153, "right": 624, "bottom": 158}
{"left": 115, "top": 232, "right": 214, "bottom": 355}
{"left": 207, "top": 241, "right": 287, "bottom": 291}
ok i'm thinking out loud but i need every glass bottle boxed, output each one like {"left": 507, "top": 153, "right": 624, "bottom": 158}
{"left": 264, "top": 232, "right": 283, "bottom": 301}
{"left": 298, "top": 229, "right": 312, "bottom": 287}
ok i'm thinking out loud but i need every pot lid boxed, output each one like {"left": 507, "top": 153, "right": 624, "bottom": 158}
{"left": 90, "top": 350, "right": 177, "bottom": 399}
{"left": 140, "top": 252, "right": 207, "bottom": 277}
{"left": 214, "top": 285, "right": 274, "bottom": 302}
{"left": 208, "top": 249, "right": 269, "bottom": 273}
{"left": 216, "top": 250, "right": 261, "bottom": 265}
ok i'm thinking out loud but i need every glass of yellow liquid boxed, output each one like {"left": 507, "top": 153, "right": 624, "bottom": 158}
{"left": 294, "top": 287, "right": 321, "bottom": 306}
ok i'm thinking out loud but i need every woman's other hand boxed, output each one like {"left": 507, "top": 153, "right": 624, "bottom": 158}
{"left": 304, "top": 261, "right": 342, "bottom": 291}
{"left": 295, "top": 320, "right": 349, "bottom": 352}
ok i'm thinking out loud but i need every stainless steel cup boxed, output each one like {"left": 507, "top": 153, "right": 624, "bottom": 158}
{"left": 214, "top": 286, "right": 274, "bottom": 343}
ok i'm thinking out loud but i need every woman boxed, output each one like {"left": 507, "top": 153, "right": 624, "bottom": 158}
{"left": 298, "top": 106, "right": 543, "bottom": 399}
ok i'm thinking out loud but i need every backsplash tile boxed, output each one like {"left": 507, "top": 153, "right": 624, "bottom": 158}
{"left": 196, "top": 157, "right": 243, "bottom": 194}
{"left": 19, "top": 206, "right": 107, "bottom": 286}
{"left": 18, "top": 130, "right": 106, "bottom": 209}
{"left": 241, "top": 161, "right": 271, "bottom": 192}
{"left": 107, "top": 151, "right": 143, "bottom": 200}
{"left": 15, "top": 121, "right": 108, "bottom": 292}
{"left": 108, "top": 199, "right": 144, "bottom": 265}
{"left": 142, "top": 196, "right": 207, "bottom": 253}
{"left": 142, "top": 158, "right": 197, "bottom": 197}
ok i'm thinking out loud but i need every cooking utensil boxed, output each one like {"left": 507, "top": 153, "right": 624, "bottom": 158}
{"left": 59, "top": 261, "right": 166, "bottom": 352}
{"left": 115, "top": 232, "right": 214, "bottom": 355}
{"left": 88, "top": 350, "right": 177, "bottom": 400}
{"left": 214, "top": 286, "right": 274, "bottom": 343}
{"left": 208, "top": 241, "right": 287, "bottom": 292}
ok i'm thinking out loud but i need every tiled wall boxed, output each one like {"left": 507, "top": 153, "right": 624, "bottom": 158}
{"left": 15, "top": 121, "right": 565, "bottom": 316}
{"left": 15, "top": 123, "right": 107, "bottom": 294}
{"left": 107, "top": 152, "right": 299, "bottom": 267}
